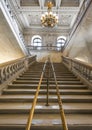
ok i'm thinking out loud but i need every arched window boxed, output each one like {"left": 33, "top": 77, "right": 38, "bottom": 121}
{"left": 57, "top": 36, "right": 66, "bottom": 50}
{"left": 31, "top": 35, "right": 42, "bottom": 50}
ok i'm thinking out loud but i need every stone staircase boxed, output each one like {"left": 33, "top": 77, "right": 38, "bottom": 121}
{"left": 0, "top": 62, "right": 92, "bottom": 130}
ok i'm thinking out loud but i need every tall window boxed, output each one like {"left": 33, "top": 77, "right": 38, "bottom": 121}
{"left": 57, "top": 36, "right": 66, "bottom": 50}
{"left": 31, "top": 35, "right": 42, "bottom": 50}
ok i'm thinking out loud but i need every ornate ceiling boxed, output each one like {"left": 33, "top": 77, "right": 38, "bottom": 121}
{"left": 8, "top": 0, "right": 83, "bottom": 36}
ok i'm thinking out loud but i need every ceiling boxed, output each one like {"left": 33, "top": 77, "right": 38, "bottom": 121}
{"left": 8, "top": 0, "right": 83, "bottom": 35}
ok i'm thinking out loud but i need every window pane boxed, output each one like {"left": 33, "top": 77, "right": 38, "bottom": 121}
{"left": 32, "top": 37, "right": 42, "bottom": 50}
{"left": 38, "top": 43, "right": 41, "bottom": 46}
{"left": 34, "top": 42, "right": 38, "bottom": 46}
{"left": 61, "top": 43, "right": 64, "bottom": 46}
{"left": 57, "top": 43, "right": 61, "bottom": 47}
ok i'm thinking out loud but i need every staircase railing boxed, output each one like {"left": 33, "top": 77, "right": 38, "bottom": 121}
{"left": 62, "top": 56, "right": 92, "bottom": 86}
{"left": 25, "top": 60, "right": 47, "bottom": 130}
{"left": 51, "top": 61, "right": 68, "bottom": 130}
{"left": 0, "top": 55, "right": 36, "bottom": 84}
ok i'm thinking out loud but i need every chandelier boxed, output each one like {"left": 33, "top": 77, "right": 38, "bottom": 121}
{"left": 41, "top": 1, "right": 58, "bottom": 27}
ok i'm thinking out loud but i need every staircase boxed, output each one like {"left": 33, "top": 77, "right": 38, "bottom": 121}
{"left": 0, "top": 62, "right": 92, "bottom": 130}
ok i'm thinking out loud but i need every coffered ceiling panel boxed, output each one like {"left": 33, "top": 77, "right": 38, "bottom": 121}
{"left": 58, "top": 14, "right": 73, "bottom": 26}
{"left": 8, "top": 0, "right": 82, "bottom": 35}
{"left": 20, "top": 0, "right": 39, "bottom": 6}
{"left": 28, "top": 13, "right": 42, "bottom": 26}
{"left": 60, "top": 0, "right": 80, "bottom": 7}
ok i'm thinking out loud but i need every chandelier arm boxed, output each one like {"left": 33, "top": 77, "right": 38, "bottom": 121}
{"left": 41, "top": 1, "right": 58, "bottom": 27}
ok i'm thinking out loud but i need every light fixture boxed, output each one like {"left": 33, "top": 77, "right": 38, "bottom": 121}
{"left": 41, "top": 1, "right": 58, "bottom": 27}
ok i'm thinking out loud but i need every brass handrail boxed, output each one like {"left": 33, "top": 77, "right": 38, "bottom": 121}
{"left": 25, "top": 61, "right": 47, "bottom": 130}
{"left": 51, "top": 61, "right": 68, "bottom": 130}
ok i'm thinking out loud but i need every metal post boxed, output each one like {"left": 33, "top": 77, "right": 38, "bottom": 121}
{"left": 45, "top": 78, "right": 49, "bottom": 106}
{"left": 45, "top": 57, "right": 51, "bottom": 106}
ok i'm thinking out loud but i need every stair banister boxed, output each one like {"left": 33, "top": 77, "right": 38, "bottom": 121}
{"left": 62, "top": 56, "right": 92, "bottom": 87}
{"left": 0, "top": 56, "right": 36, "bottom": 84}
{"left": 25, "top": 60, "right": 47, "bottom": 130}
{"left": 51, "top": 61, "right": 68, "bottom": 130}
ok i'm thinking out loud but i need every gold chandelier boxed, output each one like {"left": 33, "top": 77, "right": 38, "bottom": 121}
{"left": 41, "top": 1, "right": 58, "bottom": 27}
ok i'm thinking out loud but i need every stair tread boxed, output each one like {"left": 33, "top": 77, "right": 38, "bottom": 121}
{"left": 33, "top": 114, "right": 92, "bottom": 125}
{"left": 9, "top": 84, "right": 86, "bottom": 87}
{"left": 0, "top": 103, "right": 92, "bottom": 110}
{"left": 3, "top": 89, "right": 92, "bottom": 92}
{"left": 3, "top": 89, "right": 92, "bottom": 95}
{"left": 17, "top": 78, "right": 79, "bottom": 81}
{"left": 13, "top": 80, "right": 81, "bottom": 83}
{"left": 0, "top": 95, "right": 92, "bottom": 99}
{"left": 7, "top": 85, "right": 87, "bottom": 90}
{"left": 0, "top": 114, "right": 92, "bottom": 125}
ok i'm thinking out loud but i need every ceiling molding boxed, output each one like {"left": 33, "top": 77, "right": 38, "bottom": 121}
{"left": 8, "top": 0, "right": 80, "bottom": 39}
{"left": 56, "top": 0, "right": 62, "bottom": 9}
{"left": 38, "top": 0, "right": 45, "bottom": 9}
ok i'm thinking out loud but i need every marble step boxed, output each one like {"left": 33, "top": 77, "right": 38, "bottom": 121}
{"left": 0, "top": 95, "right": 92, "bottom": 103}
{"left": 23, "top": 72, "right": 72, "bottom": 75}
{"left": 8, "top": 84, "right": 87, "bottom": 89}
{"left": 19, "top": 75, "right": 77, "bottom": 78}
{"left": 19, "top": 73, "right": 76, "bottom": 77}
{"left": 12, "top": 80, "right": 83, "bottom": 85}
{"left": 21, "top": 73, "right": 74, "bottom": 76}
{"left": 3, "top": 89, "right": 92, "bottom": 95}
{"left": 16, "top": 77, "right": 79, "bottom": 81}
{"left": 0, "top": 114, "right": 92, "bottom": 130}
{"left": 0, "top": 103, "right": 92, "bottom": 114}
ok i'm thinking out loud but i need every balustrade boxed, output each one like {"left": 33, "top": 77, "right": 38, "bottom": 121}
{"left": 0, "top": 56, "right": 36, "bottom": 84}
{"left": 62, "top": 56, "right": 92, "bottom": 83}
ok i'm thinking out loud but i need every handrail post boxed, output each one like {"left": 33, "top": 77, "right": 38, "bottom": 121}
{"left": 44, "top": 58, "right": 51, "bottom": 106}
{"left": 46, "top": 78, "right": 49, "bottom": 106}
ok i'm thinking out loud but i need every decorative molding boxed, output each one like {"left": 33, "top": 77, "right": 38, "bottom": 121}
{"left": 9, "top": 0, "right": 79, "bottom": 30}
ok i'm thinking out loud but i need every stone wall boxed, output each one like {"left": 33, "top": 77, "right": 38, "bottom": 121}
{"left": 0, "top": 9, "right": 25, "bottom": 64}
{"left": 63, "top": 2, "right": 92, "bottom": 64}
